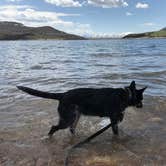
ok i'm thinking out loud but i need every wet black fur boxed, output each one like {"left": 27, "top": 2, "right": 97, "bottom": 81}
{"left": 17, "top": 81, "right": 147, "bottom": 136}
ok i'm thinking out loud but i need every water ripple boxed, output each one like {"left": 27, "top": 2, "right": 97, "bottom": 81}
{"left": 0, "top": 39, "right": 166, "bottom": 100}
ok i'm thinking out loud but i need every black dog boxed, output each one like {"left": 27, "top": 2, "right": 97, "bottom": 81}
{"left": 17, "top": 81, "right": 146, "bottom": 137}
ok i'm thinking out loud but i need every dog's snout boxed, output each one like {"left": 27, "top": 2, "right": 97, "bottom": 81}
{"left": 136, "top": 102, "right": 143, "bottom": 108}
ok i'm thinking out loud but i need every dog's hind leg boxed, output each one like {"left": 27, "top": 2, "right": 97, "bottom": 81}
{"left": 69, "top": 110, "right": 81, "bottom": 135}
{"left": 48, "top": 104, "right": 77, "bottom": 137}
{"left": 48, "top": 118, "right": 71, "bottom": 137}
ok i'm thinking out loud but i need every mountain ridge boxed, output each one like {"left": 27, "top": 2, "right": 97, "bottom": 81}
{"left": 0, "top": 21, "right": 85, "bottom": 40}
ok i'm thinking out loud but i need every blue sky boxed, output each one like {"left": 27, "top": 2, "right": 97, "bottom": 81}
{"left": 0, "top": 0, "right": 165, "bottom": 37}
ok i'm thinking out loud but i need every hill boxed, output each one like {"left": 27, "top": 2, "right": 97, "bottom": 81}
{"left": 123, "top": 27, "right": 166, "bottom": 39}
{"left": 0, "top": 21, "right": 85, "bottom": 40}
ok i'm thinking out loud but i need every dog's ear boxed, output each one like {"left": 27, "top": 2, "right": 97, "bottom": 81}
{"left": 140, "top": 86, "right": 147, "bottom": 93}
{"left": 130, "top": 81, "right": 136, "bottom": 89}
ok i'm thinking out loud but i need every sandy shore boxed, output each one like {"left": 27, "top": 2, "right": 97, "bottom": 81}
{"left": 0, "top": 96, "right": 166, "bottom": 166}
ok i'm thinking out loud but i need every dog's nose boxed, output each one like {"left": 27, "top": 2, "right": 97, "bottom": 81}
{"left": 136, "top": 102, "right": 143, "bottom": 108}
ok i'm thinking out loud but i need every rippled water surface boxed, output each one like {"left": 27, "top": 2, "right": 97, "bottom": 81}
{"left": 0, "top": 39, "right": 166, "bottom": 165}
{"left": 1, "top": 39, "right": 166, "bottom": 100}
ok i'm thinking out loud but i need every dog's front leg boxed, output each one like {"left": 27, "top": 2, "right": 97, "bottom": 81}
{"left": 119, "top": 112, "right": 125, "bottom": 122}
{"left": 110, "top": 116, "right": 119, "bottom": 135}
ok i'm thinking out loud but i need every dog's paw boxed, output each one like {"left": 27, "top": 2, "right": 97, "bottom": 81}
{"left": 40, "top": 135, "right": 53, "bottom": 143}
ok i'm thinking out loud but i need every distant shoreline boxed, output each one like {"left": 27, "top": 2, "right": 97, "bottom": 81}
{"left": 1, "top": 21, "right": 166, "bottom": 40}
{"left": 0, "top": 38, "right": 88, "bottom": 41}
{"left": 0, "top": 37, "right": 166, "bottom": 41}
{"left": 123, "top": 27, "right": 166, "bottom": 39}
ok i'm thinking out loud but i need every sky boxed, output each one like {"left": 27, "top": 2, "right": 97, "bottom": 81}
{"left": 0, "top": 0, "right": 165, "bottom": 37}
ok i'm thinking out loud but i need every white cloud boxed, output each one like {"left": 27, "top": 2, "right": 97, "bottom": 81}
{"left": 0, "top": 5, "right": 132, "bottom": 37}
{"left": 126, "top": 12, "right": 133, "bottom": 16}
{"left": 45, "top": 0, "right": 82, "bottom": 7}
{"left": 63, "top": 23, "right": 93, "bottom": 36}
{"left": 45, "top": 0, "right": 128, "bottom": 8}
{"left": 90, "top": 32, "right": 132, "bottom": 38}
{"left": 0, "top": 5, "right": 93, "bottom": 36}
{"left": 87, "top": 0, "right": 128, "bottom": 8}
{"left": 0, "top": 5, "right": 72, "bottom": 26}
{"left": 6, "top": 0, "right": 23, "bottom": 2}
{"left": 136, "top": 2, "right": 149, "bottom": 9}
{"left": 142, "top": 22, "right": 155, "bottom": 26}
{"left": 0, "top": 5, "right": 32, "bottom": 10}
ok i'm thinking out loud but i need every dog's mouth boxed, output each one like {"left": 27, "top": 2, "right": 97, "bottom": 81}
{"left": 136, "top": 102, "right": 143, "bottom": 108}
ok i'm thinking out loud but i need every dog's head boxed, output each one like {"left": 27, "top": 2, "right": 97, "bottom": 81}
{"left": 126, "top": 81, "right": 147, "bottom": 108}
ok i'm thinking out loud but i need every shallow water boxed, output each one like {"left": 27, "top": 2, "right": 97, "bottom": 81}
{"left": 0, "top": 39, "right": 166, "bottom": 165}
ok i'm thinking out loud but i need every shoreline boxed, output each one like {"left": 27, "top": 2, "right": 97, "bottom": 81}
{"left": 0, "top": 96, "right": 166, "bottom": 165}
{"left": 1, "top": 37, "right": 166, "bottom": 41}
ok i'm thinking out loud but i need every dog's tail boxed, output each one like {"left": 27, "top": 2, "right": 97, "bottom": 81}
{"left": 17, "top": 86, "right": 63, "bottom": 100}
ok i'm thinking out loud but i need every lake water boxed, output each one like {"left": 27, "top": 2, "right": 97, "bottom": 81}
{"left": 1, "top": 39, "right": 166, "bottom": 101}
{"left": 0, "top": 39, "right": 166, "bottom": 165}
